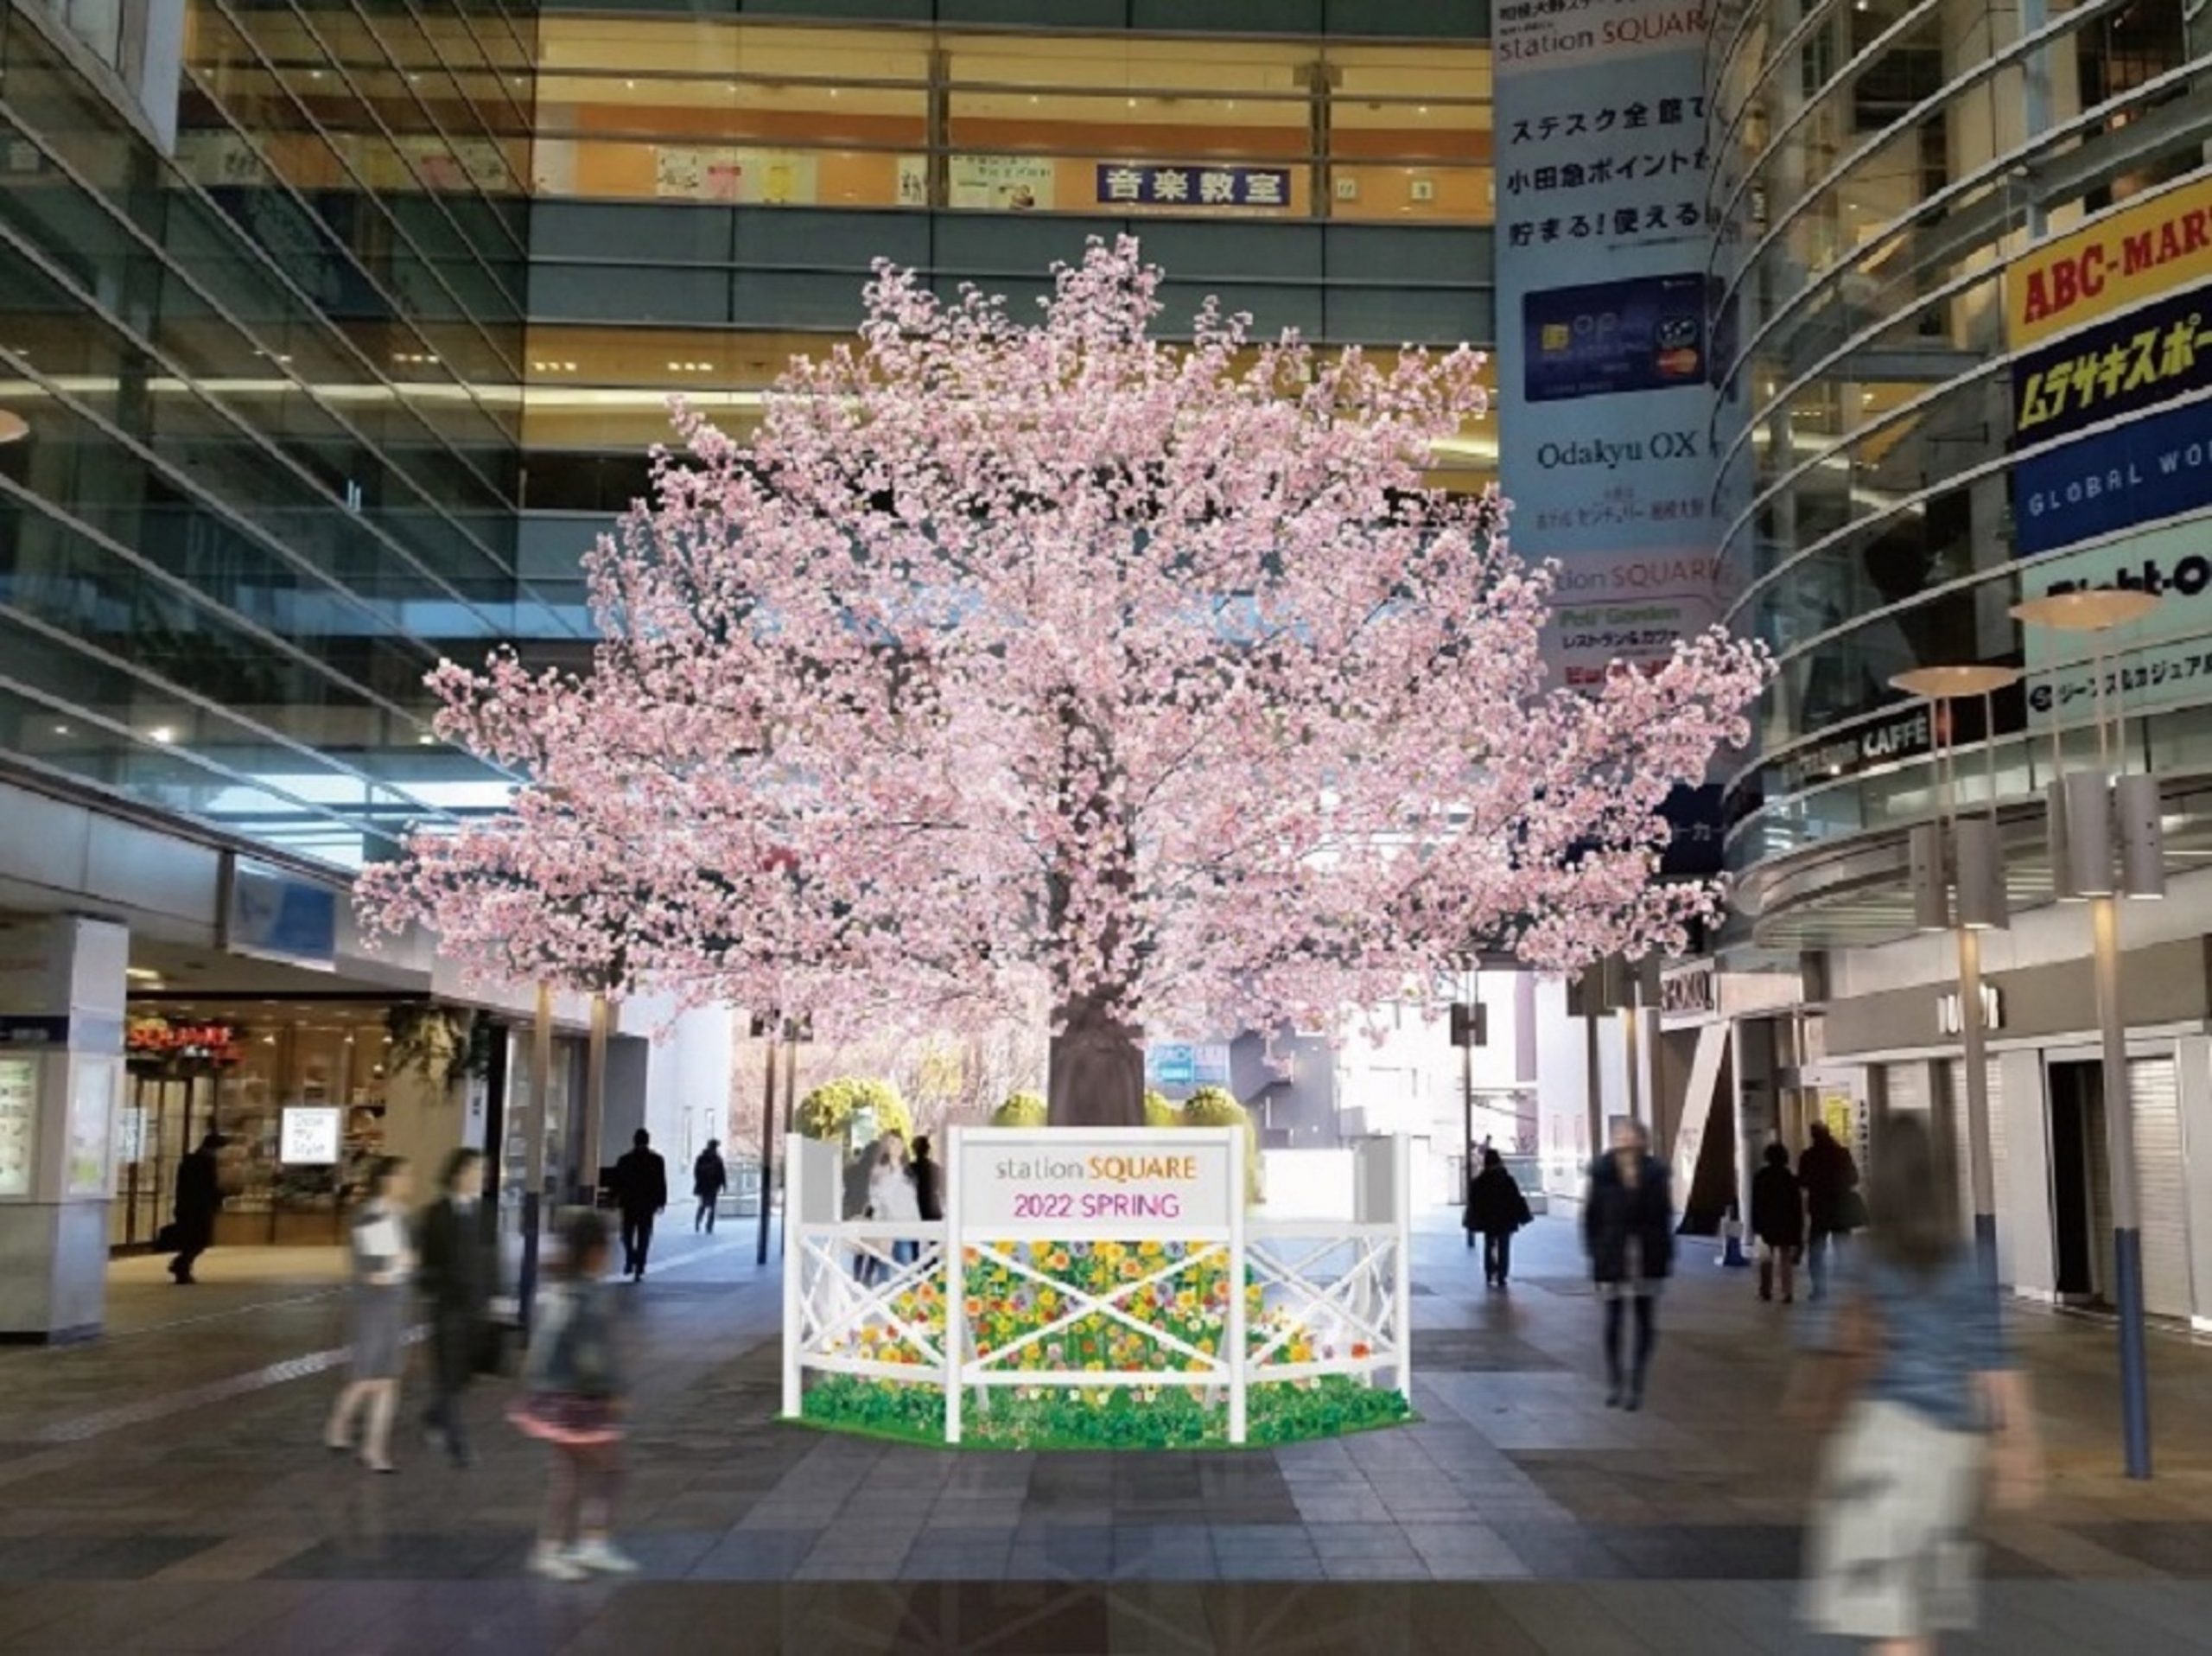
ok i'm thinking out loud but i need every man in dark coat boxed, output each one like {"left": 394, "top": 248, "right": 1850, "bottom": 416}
{"left": 692, "top": 1139, "right": 728, "bottom": 1233}
{"left": 1582, "top": 1119, "right": 1674, "bottom": 1410}
{"left": 613, "top": 1129, "right": 668, "bottom": 1281}
{"left": 1465, "top": 1148, "right": 1534, "bottom": 1288}
{"left": 1749, "top": 1141, "right": 1807, "bottom": 1303}
{"left": 1797, "top": 1120, "right": 1862, "bottom": 1301}
{"left": 168, "top": 1133, "right": 226, "bottom": 1284}
{"left": 910, "top": 1136, "right": 943, "bottom": 1224}
{"left": 417, "top": 1147, "right": 495, "bottom": 1466}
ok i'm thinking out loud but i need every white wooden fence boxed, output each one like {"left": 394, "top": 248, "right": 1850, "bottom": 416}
{"left": 782, "top": 1126, "right": 1413, "bottom": 1446}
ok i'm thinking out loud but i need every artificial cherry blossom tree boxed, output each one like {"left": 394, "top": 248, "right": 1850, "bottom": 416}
{"left": 359, "top": 238, "right": 1765, "bottom": 1127}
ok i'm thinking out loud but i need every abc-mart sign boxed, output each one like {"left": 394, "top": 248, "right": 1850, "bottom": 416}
{"left": 2018, "top": 512, "right": 2212, "bottom": 727}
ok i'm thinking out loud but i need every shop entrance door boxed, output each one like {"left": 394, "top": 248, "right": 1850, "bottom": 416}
{"left": 2046, "top": 1061, "right": 2110, "bottom": 1304}
{"left": 111, "top": 1074, "right": 212, "bottom": 1251}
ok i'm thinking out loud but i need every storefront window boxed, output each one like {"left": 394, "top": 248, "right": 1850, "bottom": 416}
{"left": 118, "top": 1001, "right": 397, "bottom": 1249}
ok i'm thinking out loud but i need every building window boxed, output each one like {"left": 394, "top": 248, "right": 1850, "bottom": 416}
{"left": 524, "top": 19, "right": 1492, "bottom": 224}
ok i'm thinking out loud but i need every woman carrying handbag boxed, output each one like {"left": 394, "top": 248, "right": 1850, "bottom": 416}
{"left": 1789, "top": 1116, "right": 2044, "bottom": 1655}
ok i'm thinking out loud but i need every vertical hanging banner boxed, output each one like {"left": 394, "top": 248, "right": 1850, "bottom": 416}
{"left": 1494, "top": 0, "right": 1724, "bottom": 691}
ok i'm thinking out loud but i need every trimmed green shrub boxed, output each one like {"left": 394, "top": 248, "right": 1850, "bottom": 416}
{"left": 1142, "top": 1089, "right": 1182, "bottom": 1129}
{"left": 797, "top": 1077, "right": 912, "bottom": 1144}
{"left": 1181, "top": 1086, "right": 1262, "bottom": 1201}
{"left": 801, "top": 1372, "right": 1409, "bottom": 1450}
{"left": 991, "top": 1090, "right": 1047, "bottom": 1128}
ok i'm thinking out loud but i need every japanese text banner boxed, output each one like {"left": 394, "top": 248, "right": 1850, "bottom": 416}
{"left": 1494, "top": 0, "right": 1723, "bottom": 691}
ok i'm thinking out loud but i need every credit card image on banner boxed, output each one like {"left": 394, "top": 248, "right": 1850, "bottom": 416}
{"left": 1522, "top": 272, "right": 1708, "bottom": 403}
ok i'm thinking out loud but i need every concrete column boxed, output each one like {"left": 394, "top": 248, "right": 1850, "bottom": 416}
{"left": 0, "top": 916, "right": 128, "bottom": 1341}
{"left": 2175, "top": 1035, "right": 2212, "bottom": 1334}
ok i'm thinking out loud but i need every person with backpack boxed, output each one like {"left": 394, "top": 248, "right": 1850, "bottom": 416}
{"left": 1799, "top": 1120, "right": 1864, "bottom": 1301}
{"left": 1465, "top": 1148, "right": 1534, "bottom": 1288}
{"left": 1751, "top": 1141, "right": 1808, "bottom": 1304}
{"left": 512, "top": 1210, "right": 637, "bottom": 1581}
{"left": 691, "top": 1139, "right": 728, "bottom": 1234}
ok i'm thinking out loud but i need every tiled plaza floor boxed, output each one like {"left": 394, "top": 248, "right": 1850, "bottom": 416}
{"left": 2, "top": 1214, "right": 2210, "bottom": 1652}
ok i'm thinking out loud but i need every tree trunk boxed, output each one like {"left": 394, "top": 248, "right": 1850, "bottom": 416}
{"left": 1046, "top": 990, "right": 1145, "bottom": 1126}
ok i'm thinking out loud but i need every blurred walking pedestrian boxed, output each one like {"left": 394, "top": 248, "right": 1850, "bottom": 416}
{"left": 417, "top": 1147, "right": 493, "bottom": 1468}
{"left": 512, "top": 1210, "right": 636, "bottom": 1581}
{"left": 1582, "top": 1118, "right": 1673, "bottom": 1411}
{"left": 1800, "top": 1121, "right": 1864, "bottom": 1301}
{"left": 1795, "top": 1114, "right": 2043, "bottom": 1653}
{"left": 692, "top": 1138, "right": 728, "bottom": 1233}
{"left": 1751, "top": 1141, "right": 1807, "bottom": 1303}
{"left": 324, "top": 1156, "right": 415, "bottom": 1473}
{"left": 166, "top": 1133, "right": 226, "bottom": 1284}
{"left": 612, "top": 1129, "right": 667, "bottom": 1281}
{"left": 1465, "top": 1148, "right": 1534, "bottom": 1288}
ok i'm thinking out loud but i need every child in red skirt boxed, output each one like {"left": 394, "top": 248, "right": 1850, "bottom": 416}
{"left": 512, "top": 1210, "right": 634, "bottom": 1580}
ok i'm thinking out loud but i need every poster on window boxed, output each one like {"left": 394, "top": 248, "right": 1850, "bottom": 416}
{"left": 894, "top": 155, "right": 931, "bottom": 207}
{"left": 0, "top": 1056, "right": 34, "bottom": 1197}
{"left": 281, "top": 1105, "right": 344, "bottom": 1167}
{"left": 950, "top": 155, "right": 1053, "bottom": 212}
{"left": 653, "top": 147, "right": 818, "bottom": 205}
{"left": 66, "top": 1057, "right": 116, "bottom": 1199}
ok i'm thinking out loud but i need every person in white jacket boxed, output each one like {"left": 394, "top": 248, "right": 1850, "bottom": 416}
{"left": 864, "top": 1132, "right": 922, "bottom": 1273}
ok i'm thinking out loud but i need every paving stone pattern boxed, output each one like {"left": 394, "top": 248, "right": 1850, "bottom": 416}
{"left": 0, "top": 1220, "right": 2208, "bottom": 1650}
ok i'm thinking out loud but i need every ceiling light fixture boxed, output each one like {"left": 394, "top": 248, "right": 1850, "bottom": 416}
{"left": 148, "top": 725, "right": 176, "bottom": 744}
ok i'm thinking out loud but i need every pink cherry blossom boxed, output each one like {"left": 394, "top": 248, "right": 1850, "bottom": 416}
{"left": 358, "top": 238, "right": 1768, "bottom": 1125}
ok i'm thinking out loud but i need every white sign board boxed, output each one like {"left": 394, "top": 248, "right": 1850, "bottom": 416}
{"left": 0, "top": 1055, "right": 34, "bottom": 1197}
{"left": 66, "top": 1056, "right": 116, "bottom": 1198}
{"left": 956, "top": 1128, "right": 1237, "bottom": 1239}
{"left": 2020, "top": 517, "right": 2212, "bottom": 728}
{"left": 280, "top": 1105, "right": 343, "bottom": 1166}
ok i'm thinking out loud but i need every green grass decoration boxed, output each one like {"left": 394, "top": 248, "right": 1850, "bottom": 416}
{"left": 800, "top": 1371, "right": 1411, "bottom": 1449}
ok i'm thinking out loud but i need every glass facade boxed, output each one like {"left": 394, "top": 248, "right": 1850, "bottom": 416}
{"left": 3, "top": 0, "right": 1496, "bottom": 878}
{"left": 0, "top": 0, "right": 543, "bottom": 869}
{"left": 1705, "top": 0, "right": 2212, "bottom": 888}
